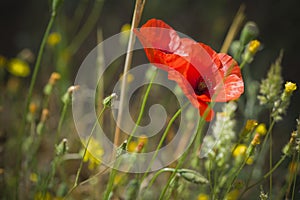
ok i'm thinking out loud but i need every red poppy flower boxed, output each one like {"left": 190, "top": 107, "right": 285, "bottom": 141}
{"left": 134, "top": 19, "right": 244, "bottom": 121}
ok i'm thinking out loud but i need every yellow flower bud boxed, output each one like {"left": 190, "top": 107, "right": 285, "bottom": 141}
{"left": 232, "top": 144, "right": 247, "bottom": 158}
{"left": 284, "top": 82, "right": 297, "bottom": 93}
{"left": 29, "top": 102, "right": 38, "bottom": 114}
{"left": 248, "top": 40, "right": 260, "bottom": 55}
{"left": 246, "top": 157, "right": 254, "bottom": 165}
{"left": 255, "top": 123, "right": 267, "bottom": 136}
{"left": 128, "top": 141, "right": 138, "bottom": 152}
{"left": 245, "top": 120, "right": 258, "bottom": 131}
{"left": 7, "top": 58, "right": 30, "bottom": 77}
{"left": 251, "top": 133, "right": 261, "bottom": 146}
{"left": 47, "top": 32, "right": 61, "bottom": 47}
{"left": 197, "top": 193, "right": 209, "bottom": 200}
{"left": 49, "top": 72, "right": 61, "bottom": 85}
{"left": 225, "top": 189, "right": 240, "bottom": 200}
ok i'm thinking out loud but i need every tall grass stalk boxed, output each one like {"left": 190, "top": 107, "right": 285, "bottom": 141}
{"left": 114, "top": 0, "right": 146, "bottom": 147}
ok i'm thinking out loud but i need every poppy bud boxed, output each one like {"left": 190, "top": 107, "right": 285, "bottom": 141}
{"left": 177, "top": 169, "right": 208, "bottom": 184}
{"left": 240, "top": 21, "right": 259, "bottom": 46}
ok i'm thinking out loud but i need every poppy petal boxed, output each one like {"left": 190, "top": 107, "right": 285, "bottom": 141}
{"left": 134, "top": 18, "right": 244, "bottom": 122}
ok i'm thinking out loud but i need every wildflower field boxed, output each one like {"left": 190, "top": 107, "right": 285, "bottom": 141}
{"left": 1, "top": 0, "right": 300, "bottom": 199}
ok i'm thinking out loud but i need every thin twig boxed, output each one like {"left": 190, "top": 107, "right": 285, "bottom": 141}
{"left": 220, "top": 4, "right": 245, "bottom": 53}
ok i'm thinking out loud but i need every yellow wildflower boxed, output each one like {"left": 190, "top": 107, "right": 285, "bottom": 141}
{"left": 127, "top": 141, "right": 138, "bottom": 152}
{"left": 256, "top": 123, "right": 267, "bottom": 136}
{"left": 248, "top": 40, "right": 260, "bottom": 55}
{"left": 197, "top": 193, "right": 209, "bottom": 200}
{"left": 246, "top": 157, "right": 254, "bottom": 165}
{"left": 284, "top": 82, "right": 297, "bottom": 93}
{"left": 82, "top": 137, "right": 103, "bottom": 170}
{"left": 120, "top": 73, "right": 134, "bottom": 83}
{"left": 7, "top": 58, "right": 30, "bottom": 77}
{"left": 225, "top": 189, "right": 240, "bottom": 200}
{"left": 232, "top": 144, "right": 247, "bottom": 158}
{"left": 121, "top": 23, "right": 131, "bottom": 32}
{"left": 114, "top": 174, "right": 123, "bottom": 186}
{"left": 120, "top": 23, "right": 131, "bottom": 45}
{"left": 245, "top": 120, "right": 258, "bottom": 131}
{"left": 34, "top": 192, "right": 51, "bottom": 200}
{"left": 47, "top": 32, "right": 61, "bottom": 47}
{"left": 29, "top": 173, "right": 38, "bottom": 182}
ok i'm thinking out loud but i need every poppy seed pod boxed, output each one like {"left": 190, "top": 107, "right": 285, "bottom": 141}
{"left": 240, "top": 21, "right": 259, "bottom": 46}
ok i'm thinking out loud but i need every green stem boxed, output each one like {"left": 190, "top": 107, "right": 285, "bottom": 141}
{"left": 239, "top": 59, "right": 247, "bottom": 69}
{"left": 127, "top": 69, "right": 158, "bottom": 145}
{"left": 66, "top": 106, "right": 106, "bottom": 196}
{"left": 147, "top": 168, "right": 175, "bottom": 189}
{"left": 291, "top": 152, "right": 299, "bottom": 200}
{"left": 269, "top": 128, "right": 273, "bottom": 196}
{"left": 16, "top": 11, "right": 57, "bottom": 198}
{"left": 159, "top": 116, "right": 205, "bottom": 199}
{"left": 284, "top": 153, "right": 296, "bottom": 199}
{"left": 225, "top": 152, "right": 251, "bottom": 196}
{"left": 56, "top": 98, "right": 69, "bottom": 142}
{"left": 67, "top": 0, "right": 104, "bottom": 55}
{"left": 244, "top": 120, "right": 275, "bottom": 189}
{"left": 141, "top": 103, "right": 187, "bottom": 182}
{"left": 103, "top": 161, "right": 120, "bottom": 200}
{"left": 242, "top": 154, "right": 287, "bottom": 196}
{"left": 20, "top": 12, "right": 56, "bottom": 140}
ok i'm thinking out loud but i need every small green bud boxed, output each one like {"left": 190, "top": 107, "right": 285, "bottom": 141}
{"left": 103, "top": 93, "right": 117, "bottom": 108}
{"left": 117, "top": 140, "right": 127, "bottom": 157}
{"left": 62, "top": 85, "right": 79, "bottom": 104}
{"left": 240, "top": 21, "right": 259, "bottom": 46}
{"left": 37, "top": 122, "right": 44, "bottom": 135}
{"left": 56, "top": 138, "right": 68, "bottom": 156}
{"left": 43, "top": 84, "right": 53, "bottom": 95}
{"left": 177, "top": 169, "right": 208, "bottom": 184}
